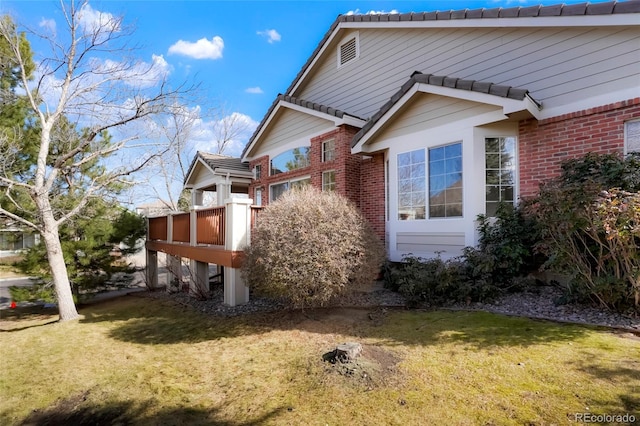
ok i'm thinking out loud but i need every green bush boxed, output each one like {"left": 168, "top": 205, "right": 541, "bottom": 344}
{"left": 533, "top": 153, "right": 640, "bottom": 311}
{"left": 241, "top": 186, "right": 385, "bottom": 309}
{"left": 473, "top": 202, "right": 543, "bottom": 288}
{"left": 386, "top": 202, "right": 542, "bottom": 308}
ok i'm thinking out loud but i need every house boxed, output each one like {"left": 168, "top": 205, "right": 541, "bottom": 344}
{"left": 240, "top": 1, "right": 640, "bottom": 261}
{"left": 0, "top": 217, "right": 39, "bottom": 258}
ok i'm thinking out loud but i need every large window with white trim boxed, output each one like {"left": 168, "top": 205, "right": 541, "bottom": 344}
{"left": 270, "top": 147, "right": 310, "bottom": 175}
{"left": 429, "top": 142, "right": 463, "bottom": 218}
{"left": 270, "top": 177, "right": 310, "bottom": 202}
{"left": 398, "top": 149, "right": 426, "bottom": 220}
{"left": 485, "top": 137, "right": 516, "bottom": 217}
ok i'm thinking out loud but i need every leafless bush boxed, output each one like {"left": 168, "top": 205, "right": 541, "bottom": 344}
{"left": 242, "top": 186, "right": 385, "bottom": 309}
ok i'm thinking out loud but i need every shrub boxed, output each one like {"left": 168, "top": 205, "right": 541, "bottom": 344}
{"left": 533, "top": 153, "right": 640, "bottom": 311}
{"left": 474, "top": 202, "right": 543, "bottom": 288}
{"left": 387, "top": 252, "right": 503, "bottom": 307}
{"left": 241, "top": 186, "right": 385, "bottom": 309}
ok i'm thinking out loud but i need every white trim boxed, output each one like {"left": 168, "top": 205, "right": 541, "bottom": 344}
{"left": 539, "top": 87, "right": 639, "bottom": 120}
{"left": 183, "top": 157, "right": 217, "bottom": 188}
{"left": 351, "top": 82, "right": 540, "bottom": 153}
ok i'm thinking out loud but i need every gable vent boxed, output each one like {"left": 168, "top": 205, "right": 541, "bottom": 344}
{"left": 338, "top": 35, "right": 358, "bottom": 67}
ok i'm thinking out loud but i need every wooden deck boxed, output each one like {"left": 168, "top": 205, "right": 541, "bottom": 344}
{"left": 146, "top": 205, "right": 263, "bottom": 268}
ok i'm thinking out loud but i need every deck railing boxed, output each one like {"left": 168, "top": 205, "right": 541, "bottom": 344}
{"left": 196, "top": 206, "right": 225, "bottom": 245}
{"left": 147, "top": 203, "right": 260, "bottom": 247}
{"left": 148, "top": 216, "right": 168, "bottom": 241}
{"left": 172, "top": 213, "right": 190, "bottom": 243}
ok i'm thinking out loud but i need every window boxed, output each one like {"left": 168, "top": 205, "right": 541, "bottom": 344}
{"left": 337, "top": 33, "right": 359, "bottom": 68}
{"left": 625, "top": 120, "right": 640, "bottom": 153}
{"left": 322, "top": 139, "right": 335, "bottom": 162}
{"left": 270, "top": 177, "right": 310, "bottom": 202}
{"left": 322, "top": 170, "right": 336, "bottom": 191}
{"left": 254, "top": 164, "right": 261, "bottom": 180}
{"left": 270, "top": 147, "right": 310, "bottom": 175}
{"left": 429, "top": 142, "right": 463, "bottom": 218}
{"left": 255, "top": 188, "right": 262, "bottom": 206}
{"left": 485, "top": 137, "right": 516, "bottom": 217}
{"left": 398, "top": 149, "right": 426, "bottom": 220}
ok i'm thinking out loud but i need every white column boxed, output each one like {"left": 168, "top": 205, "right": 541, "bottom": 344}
{"left": 223, "top": 197, "right": 253, "bottom": 306}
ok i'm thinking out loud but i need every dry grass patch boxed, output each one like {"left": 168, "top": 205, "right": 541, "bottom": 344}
{"left": 1, "top": 295, "right": 638, "bottom": 425}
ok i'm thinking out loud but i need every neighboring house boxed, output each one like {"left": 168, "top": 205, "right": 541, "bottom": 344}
{"left": 238, "top": 1, "right": 640, "bottom": 261}
{"left": 136, "top": 200, "right": 175, "bottom": 217}
{"left": 0, "top": 218, "right": 39, "bottom": 258}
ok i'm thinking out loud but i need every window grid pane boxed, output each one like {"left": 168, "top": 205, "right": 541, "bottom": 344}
{"left": 398, "top": 149, "right": 426, "bottom": 220}
{"left": 322, "top": 170, "right": 336, "bottom": 191}
{"left": 626, "top": 121, "right": 640, "bottom": 153}
{"left": 322, "top": 139, "right": 335, "bottom": 162}
{"left": 429, "top": 143, "right": 463, "bottom": 218}
{"left": 485, "top": 137, "right": 516, "bottom": 216}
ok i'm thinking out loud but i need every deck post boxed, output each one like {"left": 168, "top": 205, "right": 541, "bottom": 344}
{"left": 190, "top": 259, "right": 209, "bottom": 295}
{"left": 223, "top": 197, "right": 252, "bottom": 306}
{"left": 146, "top": 249, "right": 158, "bottom": 290}
{"left": 168, "top": 255, "right": 182, "bottom": 290}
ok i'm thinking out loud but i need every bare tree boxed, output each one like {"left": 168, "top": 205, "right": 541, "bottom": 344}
{"left": 140, "top": 102, "right": 254, "bottom": 212}
{"left": 0, "top": 0, "right": 195, "bottom": 321}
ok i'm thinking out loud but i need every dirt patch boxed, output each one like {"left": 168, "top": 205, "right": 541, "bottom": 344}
{"left": 321, "top": 343, "right": 402, "bottom": 390}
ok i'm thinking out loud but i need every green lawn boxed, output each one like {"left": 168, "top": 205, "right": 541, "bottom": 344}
{"left": 1, "top": 295, "right": 638, "bottom": 425}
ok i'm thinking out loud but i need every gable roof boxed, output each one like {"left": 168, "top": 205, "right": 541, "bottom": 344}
{"left": 184, "top": 151, "right": 250, "bottom": 187}
{"left": 352, "top": 71, "right": 541, "bottom": 150}
{"left": 240, "top": 94, "right": 365, "bottom": 160}
{"left": 285, "top": 1, "right": 640, "bottom": 96}
{"left": 240, "top": 1, "right": 640, "bottom": 161}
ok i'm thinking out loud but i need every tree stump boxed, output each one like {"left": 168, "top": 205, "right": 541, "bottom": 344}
{"left": 323, "top": 342, "right": 363, "bottom": 364}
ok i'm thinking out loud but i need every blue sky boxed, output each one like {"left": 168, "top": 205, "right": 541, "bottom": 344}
{"left": 2, "top": 0, "right": 602, "bottom": 159}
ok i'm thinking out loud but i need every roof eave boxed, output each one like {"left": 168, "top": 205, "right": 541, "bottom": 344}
{"left": 184, "top": 155, "right": 217, "bottom": 188}
{"left": 241, "top": 99, "right": 365, "bottom": 161}
{"left": 351, "top": 83, "right": 541, "bottom": 154}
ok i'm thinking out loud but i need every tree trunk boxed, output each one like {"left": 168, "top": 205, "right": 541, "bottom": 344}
{"left": 39, "top": 206, "right": 79, "bottom": 322}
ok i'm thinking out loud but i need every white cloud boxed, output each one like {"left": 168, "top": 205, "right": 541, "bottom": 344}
{"left": 245, "top": 87, "right": 263, "bottom": 94}
{"left": 345, "top": 9, "right": 399, "bottom": 15}
{"left": 77, "top": 4, "right": 121, "bottom": 35}
{"left": 257, "top": 29, "right": 281, "bottom": 44}
{"left": 192, "top": 112, "right": 259, "bottom": 157}
{"left": 168, "top": 36, "right": 224, "bottom": 60}
{"left": 38, "top": 17, "right": 56, "bottom": 35}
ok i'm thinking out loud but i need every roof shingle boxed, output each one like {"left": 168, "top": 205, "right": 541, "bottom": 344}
{"left": 351, "top": 71, "right": 537, "bottom": 148}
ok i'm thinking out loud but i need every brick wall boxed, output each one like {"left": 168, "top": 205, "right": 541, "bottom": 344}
{"left": 247, "top": 124, "right": 387, "bottom": 245}
{"left": 360, "top": 153, "right": 386, "bottom": 241}
{"left": 519, "top": 98, "right": 640, "bottom": 198}
{"left": 248, "top": 125, "right": 362, "bottom": 207}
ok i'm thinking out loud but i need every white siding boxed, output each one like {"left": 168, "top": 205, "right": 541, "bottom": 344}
{"left": 377, "top": 94, "right": 500, "bottom": 141}
{"left": 396, "top": 232, "right": 466, "bottom": 254}
{"left": 295, "top": 26, "right": 640, "bottom": 119}
{"left": 252, "top": 108, "right": 333, "bottom": 158}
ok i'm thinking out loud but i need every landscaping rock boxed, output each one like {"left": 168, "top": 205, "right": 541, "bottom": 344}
{"left": 139, "top": 283, "right": 640, "bottom": 333}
